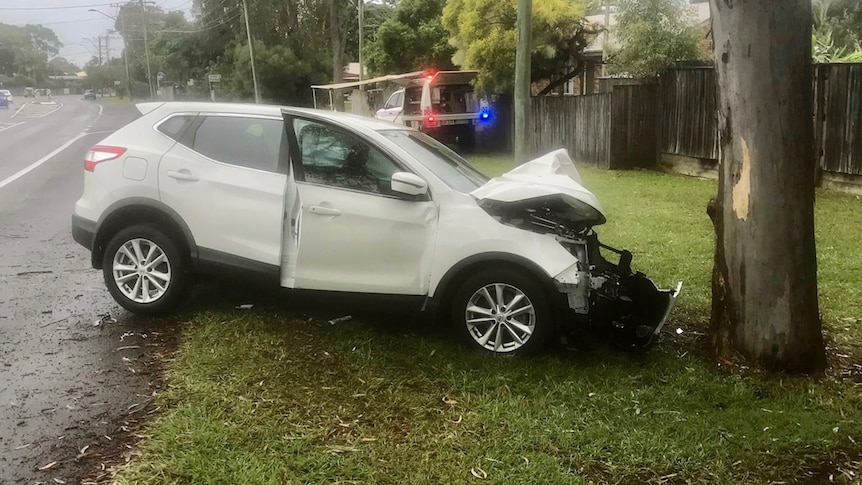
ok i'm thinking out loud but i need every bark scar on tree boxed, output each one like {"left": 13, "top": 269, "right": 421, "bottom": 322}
{"left": 732, "top": 138, "right": 751, "bottom": 221}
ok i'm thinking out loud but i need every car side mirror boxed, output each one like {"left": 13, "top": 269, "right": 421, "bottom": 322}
{"left": 391, "top": 172, "right": 428, "bottom": 197}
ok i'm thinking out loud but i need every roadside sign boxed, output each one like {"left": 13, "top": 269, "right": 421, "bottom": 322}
{"left": 208, "top": 74, "right": 222, "bottom": 83}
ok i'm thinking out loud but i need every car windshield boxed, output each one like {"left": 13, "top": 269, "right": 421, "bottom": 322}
{"left": 379, "top": 130, "right": 488, "bottom": 192}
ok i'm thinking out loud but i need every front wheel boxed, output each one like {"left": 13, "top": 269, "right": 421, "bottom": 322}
{"left": 450, "top": 268, "right": 554, "bottom": 354}
{"left": 102, "top": 224, "right": 188, "bottom": 315}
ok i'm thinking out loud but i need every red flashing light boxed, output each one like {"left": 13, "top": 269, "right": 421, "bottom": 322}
{"left": 427, "top": 115, "right": 435, "bottom": 123}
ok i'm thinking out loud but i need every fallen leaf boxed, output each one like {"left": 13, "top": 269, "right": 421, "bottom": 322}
{"left": 53, "top": 478, "right": 66, "bottom": 484}
{"left": 588, "top": 392, "right": 596, "bottom": 398}
{"left": 442, "top": 396, "right": 458, "bottom": 405}
{"left": 521, "top": 455, "right": 530, "bottom": 465}
{"left": 38, "top": 461, "right": 58, "bottom": 471}
{"left": 470, "top": 467, "right": 488, "bottom": 479}
{"left": 80, "top": 445, "right": 90, "bottom": 455}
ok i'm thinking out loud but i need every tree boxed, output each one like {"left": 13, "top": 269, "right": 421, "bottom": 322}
{"left": 364, "top": 0, "right": 454, "bottom": 75}
{"left": 813, "top": 0, "right": 862, "bottom": 52}
{"left": 0, "top": 23, "right": 62, "bottom": 84}
{"left": 48, "top": 57, "right": 80, "bottom": 75}
{"left": 609, "top": 0, "right": 708, "bottom": 78}
{"left": 442, "top": 0, "right": 597, "bottom": 94}
{"left": 708, "top": 0, "right": 826, "bottom": 373}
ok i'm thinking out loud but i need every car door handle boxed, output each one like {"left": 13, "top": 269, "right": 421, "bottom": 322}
{"left": 166, "top": 170, "right": 199, "bottom": 182}
{"left": 308, "top": 205, "right": 342, "bottom": 217}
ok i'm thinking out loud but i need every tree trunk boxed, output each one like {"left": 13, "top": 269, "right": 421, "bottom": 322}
{"left": 329, "top": 0, "right": 345, "bottom": 111}
{"left": 708, "top": 0, "right": 826, "bottom": 373}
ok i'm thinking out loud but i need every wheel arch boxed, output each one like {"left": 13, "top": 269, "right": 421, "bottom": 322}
{"left": 432, "top": 252, "right": 564, "bottom": 317}
{"left": 93, "top": 198, "right": 197, "bottom": 269}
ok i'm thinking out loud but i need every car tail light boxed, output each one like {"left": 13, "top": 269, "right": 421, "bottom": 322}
{"left": 84, "top": 145, "right": 127, "bottom": 171}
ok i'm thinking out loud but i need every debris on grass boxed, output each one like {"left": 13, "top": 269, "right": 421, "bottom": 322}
{"left": 38, "top": 461, "right": 58, "bottom": 471}
{"left": 328, "top": 315, "right": 352, "bottom": 325}
{"left": 470, "top": 467, "right": 488, "bottom": 479}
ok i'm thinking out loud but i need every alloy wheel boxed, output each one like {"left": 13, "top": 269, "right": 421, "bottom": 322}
{"left": 112, "top": 238, "right": 172, "bottom": 304}
{"left": 465, "top": 283, "right": 536, "bottom": 353}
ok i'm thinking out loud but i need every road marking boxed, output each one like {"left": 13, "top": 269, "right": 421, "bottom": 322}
{"left": 10, "top": 103, "right": 27, "bottom": 118}
{"left": 0, "top": 132, "right": 94, "bottom": 190}
{"left": 38, "top": 102, "right": 63, "bottom": 118}
{"left": 84, "top": 130, "right": 114, "bottom": 135}
{"left": 0, "top": 103, "right": 109, "bottom": 190}
{"left": 0, "top": 122, "right": 25, "bottom": 132}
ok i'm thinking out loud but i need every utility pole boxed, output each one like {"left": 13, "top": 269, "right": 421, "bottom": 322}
{"left": 97, "top": 36, "right": 103, "bottom": 66}
{"left": 241, "top": 0, "right": 261, "bottom": 103}
{"left": 140, "top": 0, "right": 154, "bottom": 99}
{"left": 358, "top": 0, "right": 364, "bottom": 84}
{"left": 602, "top": 0, "right": 610, "bottom": 77}
{"left": 514, "top": 0, "right": 532, "bottom": 164}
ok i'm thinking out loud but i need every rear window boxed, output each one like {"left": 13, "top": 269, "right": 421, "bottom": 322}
{"left": 156, "top": 115, "right": 194, "bottom": 142}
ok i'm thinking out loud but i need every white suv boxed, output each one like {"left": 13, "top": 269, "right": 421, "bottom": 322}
{"left": 72, "top": 102, "right": 680, "bottom": 354}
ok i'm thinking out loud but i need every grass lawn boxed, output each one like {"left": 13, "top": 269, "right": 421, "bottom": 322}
{"left": 114, "top": 154, "right": 862, "bottom": 484}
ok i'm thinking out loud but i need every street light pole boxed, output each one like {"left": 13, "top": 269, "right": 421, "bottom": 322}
{"left": 241, "top": 0, "right": 261, "bottom": 103}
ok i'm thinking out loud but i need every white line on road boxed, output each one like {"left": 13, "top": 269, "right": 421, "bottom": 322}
{"left": 10, "top": 103, "right": 27, "bottom": 118}
{"left": 0, "top": 122, "right": 25, "bottom": 133}
{"left": 0, "top": 131, "right": 99, "bottom": 190}
{"left": 38, "top": 102, "right": 64, "bottom": 118}
{"left": 0, "top": 104, "right": 110, "bottom": 190}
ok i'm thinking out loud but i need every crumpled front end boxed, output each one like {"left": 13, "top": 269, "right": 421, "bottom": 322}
{"left": 553, "top": 233, "right": 682, "bottom": 348}
{"left": 473, "top": 149, "right": 682, "bottom": 349}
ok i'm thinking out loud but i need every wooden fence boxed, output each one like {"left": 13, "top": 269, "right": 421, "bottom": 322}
{"left": 526, "top": 85, "right": 657, "bottom": 169}
{"left": 815, "top": 63, "right": 862, "bottom": 176}
{"left": 527, "top": 94, "right": 611, "bottom": 167}
{"left": 658, "top": 67, "right": 718, "bottom": 161}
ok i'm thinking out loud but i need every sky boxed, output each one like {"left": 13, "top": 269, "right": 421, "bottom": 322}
{"left": 0, "top": 0, "right": 194, "bottom": 70}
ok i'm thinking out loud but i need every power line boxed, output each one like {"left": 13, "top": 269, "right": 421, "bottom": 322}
{"left": 0, "top": 3, "right": 114, "bottom": 10}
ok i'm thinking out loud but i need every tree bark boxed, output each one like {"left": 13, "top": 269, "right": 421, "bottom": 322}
{"left": 708, "top": 0, "right": 826, "bottom": 373}
{"left": 329, "top": 0, "right": 345, "bottom": 111}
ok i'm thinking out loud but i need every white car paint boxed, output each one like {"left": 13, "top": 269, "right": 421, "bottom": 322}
{"left": 73, "top": 102, "right": 679, "bottom": 353}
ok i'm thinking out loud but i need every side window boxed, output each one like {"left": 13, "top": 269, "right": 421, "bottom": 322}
{"left": 191, "top": 116, "right": 283, "bottom": 173}
{"left": 157, "top": 115, "right": 194, "bottom": 142}
{"left": 293, "top": 119, "right": 402, "bottom": 195}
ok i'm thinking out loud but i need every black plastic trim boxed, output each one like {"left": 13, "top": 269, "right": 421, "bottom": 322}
{"left": 197, "top": 247, "right": 281, "bottom": 286}
{"left": 71, "top": 214, "right": 96, "bottom": 250}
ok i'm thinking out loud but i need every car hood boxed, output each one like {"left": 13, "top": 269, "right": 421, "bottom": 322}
{"left": 470, "top": 149, "right": 606, "bottom": 226}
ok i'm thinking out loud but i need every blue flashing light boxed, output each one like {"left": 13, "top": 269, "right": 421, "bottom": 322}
{"left": 479, "top": 108, "right": 493, "bottom": 122}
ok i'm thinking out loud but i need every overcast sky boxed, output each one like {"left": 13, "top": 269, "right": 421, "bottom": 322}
{"left": 0, "top": 0, "right": 193, "bottom": 70}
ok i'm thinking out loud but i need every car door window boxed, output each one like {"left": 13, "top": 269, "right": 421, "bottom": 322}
{"left": 192, "top": 116, "right": 283, "bottom": 173}
{"left": 292, "top": 119, "right": 401, "bottom": 195}
{"left": 157, "top": 115, "right": 195, "bottom": 142}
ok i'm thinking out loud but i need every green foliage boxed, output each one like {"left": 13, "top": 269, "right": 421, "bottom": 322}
{"left": 364, "top": 0, "right": 454, "bottom": 75}
{"left": 47, "top": 57, "right": 80, "bottom": 75}
{"left": 813, "top": 30, "right": 862, "bottom": 62}
{"left": 442, "top": 0, "right": 595, "bottom": 95}
{"left": 0, "top": 23, "right": 62, "bottom": 84}
{"left": 609, "top": 0, "right": 707, "bottom": 78}
{"left": 813, "top": 0, "right": 862, "bottom": 54}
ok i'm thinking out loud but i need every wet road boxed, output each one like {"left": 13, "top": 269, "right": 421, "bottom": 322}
{"left": 0, "top": 96, "right": 168, "bottom": 483}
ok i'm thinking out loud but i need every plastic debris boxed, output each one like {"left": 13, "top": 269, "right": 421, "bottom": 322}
{"left": 328, "top": 315, "right": 352, "bottom": 325}
{"left": 235, "top": 304, "right": 253, "bottom": 310}
{"left": 676, "top": 328, "right": 684, "bottom": 335}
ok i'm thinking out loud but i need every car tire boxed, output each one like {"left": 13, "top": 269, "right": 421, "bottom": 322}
{"left": 102, "top": 224, "right": 188, "bottom": 316}
{"left": 450, "top": 268, "right": 554, "bottom": 355}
